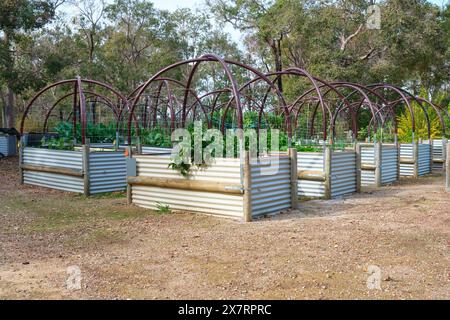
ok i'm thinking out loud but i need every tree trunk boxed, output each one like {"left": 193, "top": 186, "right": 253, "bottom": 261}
{"left": 90, "top": 99, "right": 97, "bottom": 124}
{"left": 6, "top": 85, "right": 15, "bottom": 128}
{"left": 275, "top": 39, "right": 283, "bottom": 93}
{"left": 0, "top": 90, "right": 7, "bottom": 127}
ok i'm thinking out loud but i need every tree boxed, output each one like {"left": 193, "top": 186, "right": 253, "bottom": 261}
{"left": 0, "top": 0, "right": 58, "bottom": 127}
{"left": 207, "top": 0, "right": 301, "bottom": 92}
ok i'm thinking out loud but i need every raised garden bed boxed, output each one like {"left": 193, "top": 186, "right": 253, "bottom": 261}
{"left": 126, "top": 152, "right": 296, "bottom": 221}
{"left": 0, "top": 134, "right": 17, "bottom": 157}
{"left": 20, "top": 146, "right": 126, "bottom": 195}
{"left": 424, "top": 139, "right": 447, "bottom": 171}
{"left": 360, "top": 143, "right": 398, "bottom": 187}
{"left": 399, "top": 143, "right": 432, "bottom": 177}
{"left": 297, "top": 147, "right": 357, "bottom": 199}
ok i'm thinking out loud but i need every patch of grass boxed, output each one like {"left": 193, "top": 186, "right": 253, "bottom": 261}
{"left": 65, "top": 228, "right": 125, "bottom": 247}
{"left": 156, "top": 202, "right": 171, "bottom": 214}
{"left": 91, "top": 192, "right": 126, "bottom": 199}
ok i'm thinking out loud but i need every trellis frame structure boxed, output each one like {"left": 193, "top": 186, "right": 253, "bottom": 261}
{"left": 19, "top": 77, "right": 131, "bottom": 196}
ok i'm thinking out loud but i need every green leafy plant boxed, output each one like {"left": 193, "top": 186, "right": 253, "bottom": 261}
{"left": 156, "top": 202, "right": 171, "bottom": 214}
{"left": 40, "top": 136, "right": 74, "bottom": 150}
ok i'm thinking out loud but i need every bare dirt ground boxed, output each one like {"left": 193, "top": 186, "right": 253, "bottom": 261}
{"left": 0, "top": 156, "right": 449, "bottom": 300}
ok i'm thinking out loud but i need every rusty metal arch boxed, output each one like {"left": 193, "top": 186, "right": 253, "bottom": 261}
{"left": 21, "top": 77, "right": 129, "bottom": 144}
{"left": 366, "top": 84, "right": 417, "bottom": 139}
{"left": 127, "top": 54, "right": 290, "bottom": 145}
{"left": 42, "top": 90, "right": 119, "bottom": 133}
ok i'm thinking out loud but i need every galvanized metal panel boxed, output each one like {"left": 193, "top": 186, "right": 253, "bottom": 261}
{"left": 418, "top": 144, "right": 431, "bottom": 176}
{"left": 331, "top": 151, "right": 356, "bottom": 197}
{"left": 22, "top": 147, "right": 84, "bottom": 193}
{"left": 135, "top": 155, "right": 241, "bottom": 183}
{"left": 23, "top": 171, "right": 84, "bottom": 193}
{"left": 0, "top": 135, "right": 17, "bottom": 156}
{"left": 400, "top": 143, "right": 431, "bottom": 177}
{"left": 141, "top": 146, "right": 173, "bottom": 154}
{"left": 23, "top": 147, "right": 83, "bottom": 169}
{"left": 89, "top": 151, "right": 127, "bottom": 194}
{"left": 250, "top": 156, "right": 291, "bottom": 217}
{"left": 132, "top": 155, "right": 243, "bottom": 218}
{"left": 133, "top": 186, "right": 243, "bottom": 218}
{"left": 361, "top": 145, "right": 375, "bottom": 186}
{"left": 297, "top": 152, "right": 325, "bottom": 197}
{"left": 381, "top": 145, "right": 398, "bottom": 184}
{"left": 400, "top": 144, "right": 414, "bottom": 177}
{"left": 428, "top": 139, "right": 444, "bottom": 171}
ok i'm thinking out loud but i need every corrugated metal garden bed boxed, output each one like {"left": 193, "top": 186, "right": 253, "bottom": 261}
{"left": 127, "top": 152, "right": 296, "bottom": 221}
{"left": 297, "top": 148, "right": 357, "bottom": 199}
{"left": 20, "top": 146, "right": 126, "bottom": 195}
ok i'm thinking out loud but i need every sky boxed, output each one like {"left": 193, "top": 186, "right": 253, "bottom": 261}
{"left": 150, "top": 0, "right": 449, "bottom": 11}
{"left": 61, "top": 0, "right": 450, "bottom": 46}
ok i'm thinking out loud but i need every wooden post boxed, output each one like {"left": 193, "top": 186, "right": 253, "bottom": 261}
{"left": 442, "top": 138, "right": 447, "bottom": 172}
{"left": 413, "top": 140, "right": 419, "bottom": 179}
{"left": 355, "top": 143, "right": 361, "bottom": 193}
{"left": 126, "top": 146, "right": 133, "bottom": 205}
{"left": 446, "top": 143, "right": 450, "bottom": 190}
{"left": 395, "top": 137, "right": 400, "bottom": 181}
{"left": 18, "top": 135, "right": 27, "bottom": 185}
{"left": 243, "top": 151, "right": 252, "bottom": 222}
{"left": 82, "top": 138, "right": 90, "bottom": 196}
{"left": 429, "top": 138, "right": 433, "bottom": 173}
{"left": 288, "top": 148, "right": 298, "bottom": 210}
{"left": 115, "top": 131, "right": 120, "bottom": 150}
{"left": 324, "top": 145, "right": 332, "bottom": 200}
{"left": 375, "top": 141, "right": 382, "bottom": 187}
{"left": 136, "top": 136, "right": 142, "bottom": 154}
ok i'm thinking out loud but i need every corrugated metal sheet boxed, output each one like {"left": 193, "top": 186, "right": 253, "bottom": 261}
{"left": 141, "top": 146, "right": 173, "bottom": 154}
{"left": 361, "top": 146, "right": 375, "bottom": 186}
{"left": 250, "top": 155, "right": 291, "bottom": 217}
{"left": 400, "top": 144, "right": 414, "bottom": 176}
{"left": 297, "top": 152, "right": 325, "bottom": 197}
{"left": 0, "top": 135, "right": 17, "bottom": 156}
{"left": 400, "top": 143, "right": 431, "bottom": 177}
{"left": 381, "top": 145, "right": 398, "bottom": 184}
{"left": 22, "top": 147, "right": 84, "bottom": 193}
{"left": 135, "top": 155, "right": 241, "bottom": 183}
{"left": 23, "top": 147, "right": 83, "bottom": 169}
{"left": 418, "top": 144, "right": 431, "bottom": 176}
{"left": 425, "top": 139, "right": 444, "bottom": 171}
{"left": 132, "top": 155, "right": 243, "bottom": 218}
{"left": 89, "top": 152, "right": 127, "bottom": 194}
{"left": 23, "top": 171, "right": 84, "bottom": 193}
{"left": 331, "top": 151, "right": 356, "bottom": 197}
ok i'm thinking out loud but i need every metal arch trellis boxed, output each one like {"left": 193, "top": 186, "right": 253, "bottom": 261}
{"left": 20, "top": 77, "right": 130, "bottom": 145}
{"left": 126, "top": 54, "right": 291, "bottom": 147}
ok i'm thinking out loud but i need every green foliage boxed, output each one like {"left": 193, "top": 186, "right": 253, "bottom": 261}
{"left": 140, "top": 126, "right": 172, "bottom": 148}
{"left": 155, "top": 202, "right": 171, "bottom": 214}
{"left": 397, "top": 103, "right": 442, "bottom": 143}
{"left": 40, "top": 136, "right": 74, "bottom": 150}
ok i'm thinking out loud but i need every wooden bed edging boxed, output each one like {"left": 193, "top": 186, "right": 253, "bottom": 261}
{"left": 20, "top": 164, "right": 84, "bottom": 177}
{"left": 297, "top": 170, "right": 326, "bottom": 182}
{"left": 127, "top": 176, "right": 243, "bottom": 195}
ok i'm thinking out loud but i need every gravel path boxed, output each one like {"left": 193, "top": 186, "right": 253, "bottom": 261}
{"left": 0, "top": 156, "right": 449, "bottom": 299}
